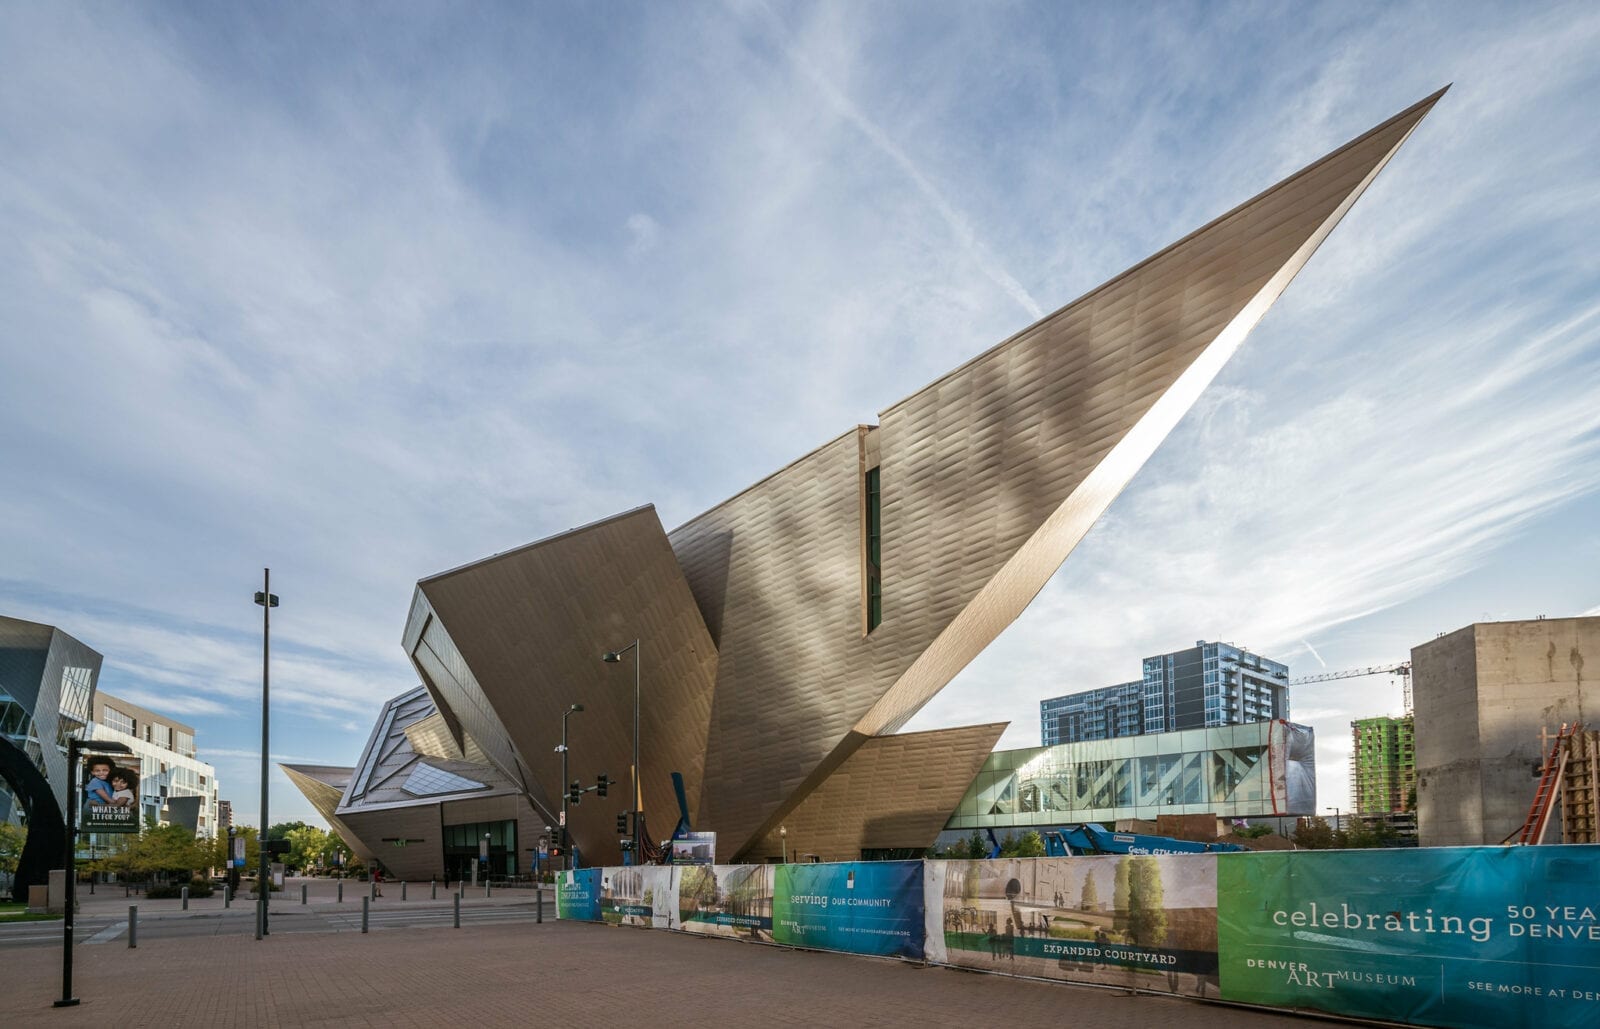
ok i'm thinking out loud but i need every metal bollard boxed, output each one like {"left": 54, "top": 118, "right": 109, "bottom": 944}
{"left": 431, "top": 879, "right": 436, "bottom": 900}
{"left": 128, "top": 905, "right": 137, "bottom": 949}
{"left": 337, "top": 881, "right": 343, "bottom": 903}
{"left": 453, "top": 893, "right": 460, "bottom": 929}
{"left": 224, "top": 884, "right": 231, "bottom": 908}
{"left": 181, "top": 886, "right": 189, "bottom": 910}
{"left": 361, "top": 896, "right": 369, "bottom": 934}
{"left": 370, "top": 880, "right": 376, "bottom": 902}
{"left": 301, "top": 883, "right": 307, "bottom": 904}
{"left": 536, "top": 884, "right": 542, "bottom": 924}
{"left": 401, "top": 881, "right": 407, "bottom": 901}
{"left": 485, "top": 881, "right": 491, "bottom": 899}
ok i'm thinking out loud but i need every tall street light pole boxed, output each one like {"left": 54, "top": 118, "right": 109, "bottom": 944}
{"left": 57, "top": 737, "right": 133, "bottom": 1007}
{"left": 558, "top": 704, "right": 583, "bottom": 871}
{"left": 601, "top": 639, "right": 640, "bottom": 861}
{"left": 253, "top": 570, "right": 279, "bottom": 940}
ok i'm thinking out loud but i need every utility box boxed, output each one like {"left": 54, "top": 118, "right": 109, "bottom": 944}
{"left": 47, "top": 869, "right": 67, "bottom": 914}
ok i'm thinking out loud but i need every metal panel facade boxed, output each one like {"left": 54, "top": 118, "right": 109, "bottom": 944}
{"left": 304, "top": 93, "right": 1442, "bottom": 867}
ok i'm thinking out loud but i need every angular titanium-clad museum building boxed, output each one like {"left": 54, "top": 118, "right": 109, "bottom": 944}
{"left": 291, "top": 91, "right": 1444, "bottom": 872}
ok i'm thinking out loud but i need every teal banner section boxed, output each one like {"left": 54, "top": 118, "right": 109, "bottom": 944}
{"left": 1217, "top": 846, "right": 1600, "bottom": 1029}
{"left": 556, "top": 868, "right": 602, "bottom": 922}
{"left": 774, "top": 861, "right": 924, "bottom": 959}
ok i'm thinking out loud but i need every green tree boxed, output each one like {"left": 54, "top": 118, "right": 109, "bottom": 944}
{"left": 1292, "top": 817, "right": 1335, "bottom": 850}
{"left": 0, "top": 822, "right": 25, "bottom": 877}
{"left": 1112, "top": 857, "right": 1131, "bottom": 931}
{"left": 966, "top": 831, "right": 987, "bottom": 859}
{"left": 1346, "top": 818, "right": 1399, "bottom": 850}
{"left": 1013, "top": 830, "right": 1046, "bottom": 858}
{"left": 1079, "top": 868, "right": 1099, "bottom": 910}
{"left": 1125, "top": 857, "right": 1167, "bottom": 946}
{"left": 93, "top": 824, "right": 211, "bottom": 882}
{"left": 996, "top": 832, "right": 1019, "bottom": 857}
{"left": 266, "top": 821, "right": 309, "bottom": 841}
{"left": 284, "top": 825, "right": 330, "bottom": 871}
{"left": 212, "top": 826, "right": 262, "bottom": 873}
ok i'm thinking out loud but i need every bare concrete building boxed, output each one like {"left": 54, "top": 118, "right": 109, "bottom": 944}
{"left": 1413, "top": 616, "right": 1597, "bottom": 847}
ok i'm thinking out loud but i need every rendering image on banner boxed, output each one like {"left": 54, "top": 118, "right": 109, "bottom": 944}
{"left": 925, "top": 856, "right": 1219, "bottom": 996}
{"left": 556, "top": 868, "right": 601, "bottom": 922}
{"left": 773, "top": 861, "right": 925, "bottom": 960}
{"left": 669, "top": 831, "right": 716, "bottom": 866}
{"left": 602, "top": 866, "right": 679, "bottom": 929}
{"left": 1218, "top": 847, "right": 1600, "bottom": 1029}
{"left": 80, "top": 753, "right": 140, "bottom": 833}
{"left": 678, "top": 864, "right": 773, "bottom": 941}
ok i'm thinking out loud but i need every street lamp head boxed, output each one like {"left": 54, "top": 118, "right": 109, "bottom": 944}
{"left": 601, "top": 651, "right": 620, "bottom": 663}
{"left": 570, "top": 703, "right": 584, "bottom": 712}
{"left": 779, "top": 825, "right": 787, "bottom": 838}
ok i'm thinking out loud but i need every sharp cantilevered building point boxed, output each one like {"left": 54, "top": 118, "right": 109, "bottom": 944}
{"left": 291, "top": 89, "right": 1447, "bottom": 868}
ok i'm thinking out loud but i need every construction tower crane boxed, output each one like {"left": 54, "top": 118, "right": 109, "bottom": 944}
{"left": 1288, "top": 661, "right": 1413, "bottom": 714}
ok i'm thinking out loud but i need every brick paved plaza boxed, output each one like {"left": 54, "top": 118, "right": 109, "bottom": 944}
{"left": 3, "top": 883, "right": 1321, "bottom": 1029}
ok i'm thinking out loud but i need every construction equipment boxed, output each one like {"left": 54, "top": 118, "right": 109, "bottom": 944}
{"left": 1562, "top": 728, "right": 1600, "bottom": 844}
{"left": 1289, "top": 661, "right": 1413, "bottom": 714}
{"left": 1509, "top": 724, "right": 1580, "bottom": 845}
{"left": 1035, "top": 824, "right": 1248, "bottom": 857}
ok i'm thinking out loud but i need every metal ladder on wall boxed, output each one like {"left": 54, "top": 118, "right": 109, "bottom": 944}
{"left": 1513, "top": 723, "right": 1577, "bottom": 845}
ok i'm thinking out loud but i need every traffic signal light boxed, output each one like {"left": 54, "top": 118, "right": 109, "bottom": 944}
{"left": 596, "top": 773, "right": 609, "bottom": 797}
{"left": 616, "top": 813, "right": 627, "bottom": 835}
{"left": 569, "top": 780, "right": 581, "bottom": 804}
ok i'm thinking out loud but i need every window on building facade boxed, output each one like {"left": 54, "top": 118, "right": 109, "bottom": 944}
{"left": 59, "top": 667, "right": 94, "bottom": 723}
{"left": 103, "top": 706, "right": 136, "bottom": 736}
{"left": 864, "top": 466, "right": 882, "bottom": 632}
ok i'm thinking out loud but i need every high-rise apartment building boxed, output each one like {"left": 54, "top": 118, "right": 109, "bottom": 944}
{"left": 88, "top": 691, "right": 220, "bottom": 839}
{"left": 1041, "top": 641, "right": 1290, "bottom": 745}
{"left": 1351, "top": 715, "right": 1415, "bottom": 814}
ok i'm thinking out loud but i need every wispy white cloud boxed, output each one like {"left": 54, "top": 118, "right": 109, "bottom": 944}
{"left": 2, "top": 2, "right": 1597, "bottom": 828}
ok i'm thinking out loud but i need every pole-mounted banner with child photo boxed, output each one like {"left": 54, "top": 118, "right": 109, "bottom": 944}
{"left": 81, "top": 753, "right": 141, "bottom": 833}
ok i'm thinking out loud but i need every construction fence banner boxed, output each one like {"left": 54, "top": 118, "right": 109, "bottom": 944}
{"left": 923, "top": 855, "right": 1220, "bottom": 997}
{"left": 556, "top": 868, "right": 601, "bottom": 922}
{"left": 562, "top": 846, "right": 1600, "bottom": 1028}
{"left": 1217, "top": 846, "right": 1600, "bottom": 1029}
{"left": 773, "top": 860, "right": 925, "bottom": 960}
{"left": 601, "top": 865, "right": 679, "bottom": 929}
{"left": 676, "top": 864, "right": 774, "bottom": 942}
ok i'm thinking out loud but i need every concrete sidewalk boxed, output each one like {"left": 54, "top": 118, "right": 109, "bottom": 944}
{"left": 8, "top": 915, "right": 1322, "bottom": 1028}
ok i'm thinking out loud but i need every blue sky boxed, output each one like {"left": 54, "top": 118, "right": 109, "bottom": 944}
{"left": 3, "top": 2, "right": 1597, "bottom": 830}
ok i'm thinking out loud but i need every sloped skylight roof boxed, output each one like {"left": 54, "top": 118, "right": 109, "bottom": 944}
{"left": 401, "top": 762, "right": 487, "bottom": 797}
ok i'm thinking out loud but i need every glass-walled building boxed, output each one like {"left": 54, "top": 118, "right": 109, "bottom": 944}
{"left": 1041, "top": 640, "right": 1290, "bottom": 745}
{"left": 0, "top": 615, "right": 102, "bottom": 824}
{"left": 947, "top": 719, "right": 1315, "bottom": 831}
